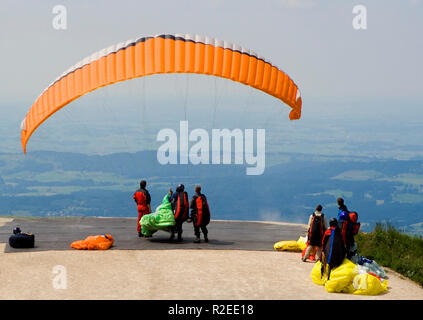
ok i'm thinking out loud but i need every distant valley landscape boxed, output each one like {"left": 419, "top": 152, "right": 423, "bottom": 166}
{"left": 1, "top": 150, "right": 423, "bottom": 236}
{"left": 2, "top": 95, "right": 423, "bottom": 236}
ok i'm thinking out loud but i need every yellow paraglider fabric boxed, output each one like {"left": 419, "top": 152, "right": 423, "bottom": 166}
{"left": 352, "top": 273, "right": 389, "bottom": 296}
{"left": 273, "top": 240, "right": 301, "bottom": 252}
{"left": 324, "top": 258, "right": 358, "bottom": 293}
{"left": 310, "top": 258, "right": 389, "bottom": 295}
{"left": 297, "top": 236, "right": 307, "bottom": 251}
{"left": 311, "top": 261, "right": 328, "bottom": 286}
{"left": 274, "top": 236, "right": 307, "bottom": 252}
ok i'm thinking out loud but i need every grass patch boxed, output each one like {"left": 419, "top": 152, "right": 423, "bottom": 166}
{"left": 356, "top": 223, "right": 423, "bottom": 287}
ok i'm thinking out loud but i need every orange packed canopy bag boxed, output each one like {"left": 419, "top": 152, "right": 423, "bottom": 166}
{"left": 70, "top": 234, "right": 114, "bottom": 250}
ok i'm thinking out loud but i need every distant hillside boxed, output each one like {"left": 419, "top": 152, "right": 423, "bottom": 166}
{"left": 0, "top": 150, "right": 423, "bottom": 235}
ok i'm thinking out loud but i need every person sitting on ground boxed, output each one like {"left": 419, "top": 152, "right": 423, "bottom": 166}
{"left": 302, "top": 204, "right": 327, "bottom": 262}
{"left": 133, "top": 180, "right": 152, "bottom": 237}
{"left": 321, "top": 218, "right": 347, "bottom": 280}
{"left": 189, "top": 185, "right": 211, "bottom": 243}
{"left": 169, "top": 184, "right": 189, "bottom": 241}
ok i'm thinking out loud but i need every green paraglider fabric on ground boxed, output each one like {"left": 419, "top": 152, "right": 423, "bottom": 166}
{"left": 140, "top": 194, "right": 175, "bottom": 236}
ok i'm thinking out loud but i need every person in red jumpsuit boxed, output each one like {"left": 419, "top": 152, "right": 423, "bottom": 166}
{"left": 133, "top": 180, "right": 151, "bottom": 237}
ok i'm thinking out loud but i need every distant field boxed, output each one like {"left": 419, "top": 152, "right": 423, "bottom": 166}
{"left": 1, "top": 151, "right": 423, "bottom": 235}
{"left": 382, "top": 174, "right": 423, "bottom": 192}
{"left": 331, "top": 170, "right": 386, "bottom": 181}
{"left": 392, "top": 193, "right": 423, "bottom": 204}
{"left": 308, "top": 189, "right": 353, "bottom": 199}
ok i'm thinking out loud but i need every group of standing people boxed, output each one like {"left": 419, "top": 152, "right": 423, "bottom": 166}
{"left": 302, "top": 198, "right": 360, "bottom": 272}
{"left": 133, "top": 180, "right": 211, "bottom": 243}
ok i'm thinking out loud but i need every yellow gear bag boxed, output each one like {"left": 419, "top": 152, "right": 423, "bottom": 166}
{"left": 324, "top": 258, "right": 358, "bottom": 293}
{"left": 353, "top": 273, "right": 389, "bottom": 296}
{"left": 273, "top": 240, "right": 301, "bottom": 252}
{"left": 297, "top": 236, "right": 308, "bottom": 251}
{"left": 311, "top": 260, "right": 328, "bottom": 286}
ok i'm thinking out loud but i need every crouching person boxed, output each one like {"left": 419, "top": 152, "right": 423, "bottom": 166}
{"left": 190, "top": 185, "right": 211, "bottom": 243}
{"left": 321, "top": 218, "right": 347, "bottom": 280}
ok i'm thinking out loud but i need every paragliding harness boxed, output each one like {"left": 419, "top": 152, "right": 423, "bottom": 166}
{"left": 339, "top": 211, "right": 360, "bottom": 245}
{"left": 140, "top": 188, "right": 152, "bottom": 213}
{"left": 194, "top": 194, "right": 211, "bottom": 227}
{"left": 348, "top": 212, "right": 361, "bottom": 235}
{"left": 325, "top": 229, "right": 336, "bottom": 280}
{"left": 9, "top": 231, "right": 35, "bottom": 249}
{"left": 174, "top": 191, "right": 189, "bottom": 222}
{"left": 134, "top": 189, "right": 149, "bottom": 210}
{"left": 308, "top": 213, "right": 325, "bottom": 246}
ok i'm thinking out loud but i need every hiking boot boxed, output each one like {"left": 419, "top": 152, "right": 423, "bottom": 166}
{"left": 138, "top": 232, "right": 144, "bottom": 237}
{"left": 194, "top": 237, "right": 201, "bottom": 243}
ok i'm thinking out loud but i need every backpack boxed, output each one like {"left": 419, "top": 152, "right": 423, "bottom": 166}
{"left": 174, "top": 191, "right": 189, "bottom": 221}
{"left": 9, "top": 232, "right": 35, "bottom": 249}
{"left": 339, "top": 211, "right": 361, "bottom": 245}
{"left": 194, "top": 194, "right": 211, "bottom": 227}
{"left": 349, "top": 212, "right": 361, "bottom": 235}
{"left": 308, "top": 213, "right": 324, "bottom": 246}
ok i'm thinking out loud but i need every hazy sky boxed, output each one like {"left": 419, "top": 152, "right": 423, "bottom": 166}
{"left": 1, "top": 0, "right": 422, "bottom": 102}
{"left": 1, "top": 0, "right": 423, "bottom": 154}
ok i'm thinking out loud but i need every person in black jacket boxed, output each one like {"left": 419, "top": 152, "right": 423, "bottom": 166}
{"left": 337, "top": 197, "right": 349, "bottom": 216}
{"left": 190, "top": 185, "right": 211, "bottom": 243}
{"left": 302, "top": 204, "right": 327, "bottom": 262}
{"left": 169, "top": 184, "right": 189, "bottom": 241}
{"left": 336, "top": 197, "right": 356, "bottom": 259}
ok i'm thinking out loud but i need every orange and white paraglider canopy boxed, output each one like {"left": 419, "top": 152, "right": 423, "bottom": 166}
{"left": 21, "top": 34, "right": 302, "bottom": 153}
